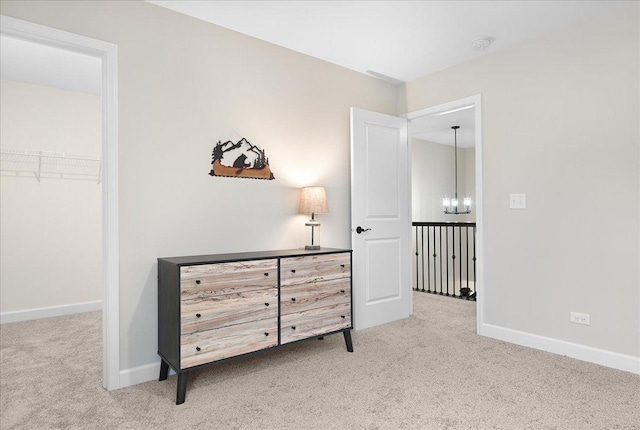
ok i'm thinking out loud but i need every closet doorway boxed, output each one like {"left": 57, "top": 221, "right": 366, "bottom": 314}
{"left": 0, "top": 16, "right": 119, "bottom": 390}
{"left": 0, "top": 35, "right": 103, "bottom": 319}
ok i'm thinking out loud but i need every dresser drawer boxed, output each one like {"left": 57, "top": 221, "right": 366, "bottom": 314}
{"left": 180, "top": 318, "right": 278, "bottom": 369}
{"left": 280, "top": 302, "right": 351, "bottom": 345}
{"left": 181, "top": 288, "right": 278, "bottom": 335}
{"left": 180, "top": 259, "right": 277, "bottom": 296}
{"left": 280, "top": 253, "right": 350, "bottom": 287}
{"left": 280, "top": 278, "right": 350, "bottom": 316}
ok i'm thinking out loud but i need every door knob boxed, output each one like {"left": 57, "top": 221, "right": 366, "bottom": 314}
{"left": 356, "top": 226, "right": 371, "bottom": 234}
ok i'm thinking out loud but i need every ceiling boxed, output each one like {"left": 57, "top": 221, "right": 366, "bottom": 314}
{"left": 148, "top": 1, "right": 626, "bottom": 83}
{"left": 0, "top": 35, "right": 102, "bottom": 95}
{"left": 1, "top": 1, "right": 625, "bottom": 145}
{"left": 412, "top": 107, "right": 475, "bottom": 148}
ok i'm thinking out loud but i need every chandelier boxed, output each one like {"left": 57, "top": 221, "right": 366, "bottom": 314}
{"left": 443, "top": 125, "right": 471, "bottom": 215}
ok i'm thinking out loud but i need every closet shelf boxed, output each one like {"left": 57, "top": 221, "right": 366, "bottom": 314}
{"left": 0, "top": 148, "right": 102, "bottom": 183}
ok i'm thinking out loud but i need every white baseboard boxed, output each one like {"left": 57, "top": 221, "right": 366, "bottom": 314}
{"left": 481, "top": 323, "right": 640, "bottom": 375}
{"left": 119, "top": 360, "right": 175, "bottom": 389}
{"left": 0, "top": 300, "right": 102, "bottom": 324}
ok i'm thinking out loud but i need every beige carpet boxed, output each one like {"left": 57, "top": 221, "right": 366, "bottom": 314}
{"left": 1, "top": 292, "right": 639, "bottom": 429}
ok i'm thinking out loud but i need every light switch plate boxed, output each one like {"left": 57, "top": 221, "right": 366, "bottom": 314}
{"left": 510, "top": 194, "right": 526, "bottom": 209}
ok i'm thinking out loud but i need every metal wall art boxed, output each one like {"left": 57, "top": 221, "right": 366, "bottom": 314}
{"left": 209, "top": 138, "right": 275, "bottom": 180}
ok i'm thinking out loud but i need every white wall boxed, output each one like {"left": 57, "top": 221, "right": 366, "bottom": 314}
{"left": 412, "top": 138, "right": 475, "bottom": 222}
{"left": 401, "top": 4, "right": 640, "bottom": 364}
{"left": 0, "top": 79, "right": 102, "bottom": 313}
{"left": 0, "top": 1, "right": 397, "bottom": 375}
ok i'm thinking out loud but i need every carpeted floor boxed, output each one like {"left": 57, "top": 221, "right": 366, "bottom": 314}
{"left": 1, "top": 292, "right": 638, "bottom": 429}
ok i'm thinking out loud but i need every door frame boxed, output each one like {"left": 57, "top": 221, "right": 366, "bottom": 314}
{"left": 402, "top": 94, "right": 484, "bottom": 335}
{"left": 1, "top": 15, "right": 121, "bottom": 390}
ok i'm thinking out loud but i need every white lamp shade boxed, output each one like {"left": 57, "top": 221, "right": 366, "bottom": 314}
{"left": 299, "top": 186, "right": 328, "bottom": 214}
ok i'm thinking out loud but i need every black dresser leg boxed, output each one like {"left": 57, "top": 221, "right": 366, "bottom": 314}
{"left": 176, "top": 372, "right": 188, "bottom": 405}
{"left": 343, "top": 329, "right": 353, "bottom": 352}
{"left": 159, "top": 359, "right": 169, "bottom": 381}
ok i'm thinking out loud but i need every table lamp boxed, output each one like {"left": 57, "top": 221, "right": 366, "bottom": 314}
{"left": 299, "top": 186, "right": 328, "bottom": 250}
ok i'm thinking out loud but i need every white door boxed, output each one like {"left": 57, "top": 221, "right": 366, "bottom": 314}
{"left": 350, "top": 108, "right": 412, "bottom": 330}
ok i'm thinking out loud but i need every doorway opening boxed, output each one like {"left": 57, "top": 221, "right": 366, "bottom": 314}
{"left": 1, "top": 35, "right": 103, "bottom": 319}
{"left": 0, "top": 15, "right": 119, "bottom": 390}
{"left": 404, "top": 95, "right": 484, "bottom": 333}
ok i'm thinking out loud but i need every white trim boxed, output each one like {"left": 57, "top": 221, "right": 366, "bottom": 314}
{"left": 120, "top": 361, "right": 176, "bottom": 388}
{"left": 0, "top": 301, "right": 102, "bottom": 324}
{"left": 406, "top": 119, "right": 414, "bottom": 316}
{"left": 402, "top": 94, "right": 484, "bottom": 337}
{"left": 119, "top": 363, "right": 157, "bottom": 388}
{"left": 120, "top": 360, "right": 176, "bottom": 388}
{"left": 482, "top": 323, "right": 640, "bottom": 375}
{"left": 1, "top": 15, "right": 120, "bottom": 390}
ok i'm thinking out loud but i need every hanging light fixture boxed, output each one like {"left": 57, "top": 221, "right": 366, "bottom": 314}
{"left": 443, "top": 125, "right": 471, "bottom": 215}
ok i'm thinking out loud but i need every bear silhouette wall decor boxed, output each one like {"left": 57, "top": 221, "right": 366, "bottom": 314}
{"left": 209, "top": 138, "right": 275, "bottom": 180}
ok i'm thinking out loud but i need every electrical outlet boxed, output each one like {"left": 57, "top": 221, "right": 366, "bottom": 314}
{"left": 510, "top": 194, "right": 526, "bottom": 209}
{"left": 570, "top": 312, "right": 590, "bottom": 325}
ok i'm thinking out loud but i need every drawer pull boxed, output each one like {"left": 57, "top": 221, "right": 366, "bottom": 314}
{"left": 340, "top": 264, "right": 345, "bottom": 268}
{"left": 340, "top": 289, "right": 345, "bottom": 293}
{"left": 264, "top": 332, "right": 269, "bottom": 336}
{"left": 341, "top": 315, "right": 346, "bottom": 319}
{"left": 291, "top": 326, "right": 296, "bottom": 330}
{"left": 291, "top": 269, "right": 296, "bottom": 273}
{"left": 196, "top": 313, "right": 201, "bottom": 318}
{"left": 264, "top": 272, "right": 269, "bottom": 277}
{"left": 195, "top": 280, "right": 201, "bottom": 284}
{"left": 264, "top": 302, "right": 269, "bottom": 307}
{"left": 291, "top": 298, "right": 296, "bottom": 302}
{"left": 196, "top": 347, "right": 201, "bottom": 352}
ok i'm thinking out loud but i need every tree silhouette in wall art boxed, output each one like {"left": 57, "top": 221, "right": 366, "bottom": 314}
{"left": 209, "top": 138, "right": 275, "bottom": 180}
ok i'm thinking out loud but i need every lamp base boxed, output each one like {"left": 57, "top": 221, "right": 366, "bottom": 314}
{"left": 305, "top": 245, "right": 320, "bottom": 250}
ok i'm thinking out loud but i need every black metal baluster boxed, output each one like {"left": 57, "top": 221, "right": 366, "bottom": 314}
{"left": 459, "top": 226, "right": 469, "bottom": 297}
{"left": 445, "top": 226, "right": 450, "bottom": 296}
{"left": 427, "top": 226, "right": 431, "bottom": 293}
{"left": 473, "top": 226, "right": 477, "bottom": 300}
{"left": 432, "top": 226, "right": 437, "bottom": 294}
{"left": 451, "top": 225, "right": 456, "bottom": 297}
{"left": 421, "top": 226, "right": 425, "bottom": 292}
{"left": 458, "top": 227, "right": 462, "bottom": 296}
{"left": 414, "top": 226, "right": 419, "bottom": 292}
{"left": 439, "top": 226, "right": 443, "bottom": 295}
{"left": 466, "top": 226, "right": 470, "bottom": 296}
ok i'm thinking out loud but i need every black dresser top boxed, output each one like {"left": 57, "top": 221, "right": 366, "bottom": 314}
{"left": 158, "top": 248, "right": 351, "bottom": 266}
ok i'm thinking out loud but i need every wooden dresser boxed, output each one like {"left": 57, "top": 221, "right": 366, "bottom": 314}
{"left": 157, "top": 248, "right": 353, "bottom": 404}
